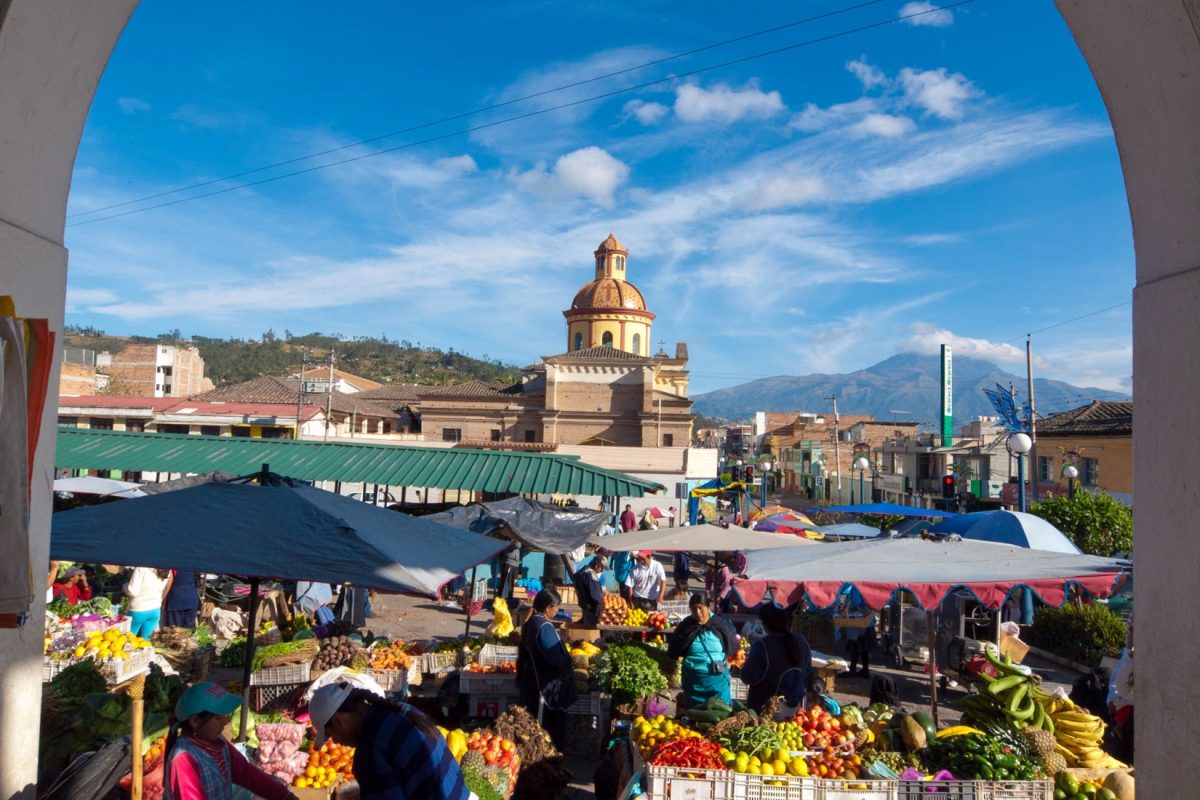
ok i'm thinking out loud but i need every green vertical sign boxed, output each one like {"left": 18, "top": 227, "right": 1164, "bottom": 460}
{"left": 941, "top": 344, "right": 953, "bottom": 446}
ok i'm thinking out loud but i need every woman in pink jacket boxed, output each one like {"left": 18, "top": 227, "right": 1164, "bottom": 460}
{"left": 164, "top": 683, "right": 297, "bottom": 800}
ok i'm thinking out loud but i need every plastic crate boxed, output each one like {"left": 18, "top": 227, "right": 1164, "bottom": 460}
{"left": 477, "top": 644, "right": 519, "bottom": 668}
{"left": 659, "top": 600, "right": 690, "bottom": 621}
{"left": 729, "top": 774, "right": 820, "bottom": 800}
{"left": 982, "top": 782, "right": 1053, "bottom": 800}
{"left": 897, "top": 781, "right": 981, "bottom": 800}
{"left": 422, "top": 651, "right": 461, "bottom": 674}
{"left": 43, "top": 658, "right": 75, "bottom": 682}
{"left": 818, "top": 779, "right": 898, "bottom": 800}
{"left": 562, "top": 704, "right": 610, "bottom": 758}
{"left": 249, "top": 661, "right": 312, "bottom": 686}
{"left": 459, "top": 671, "right": 518, "bottom": 695}
{"left": 367, "top": 667, "right": 408, "bottom": 694}
{"left": 251, "top": 682, "right": 305, "bottom": 712}
{"left": 730, "top": 676, "right": 749, "bottom": 702}
{"left": 106, "top": 648, "right": 154, "bottom": 685}
{"left": 566, "top": 690, "right": 610, "bottom": 716}
{"left": 645, "top": 765, "right": 737, "bottom": 800}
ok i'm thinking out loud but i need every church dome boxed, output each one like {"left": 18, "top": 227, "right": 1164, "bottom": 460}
{"left": 571, "top": 278, "right": 647, "bottom": 311}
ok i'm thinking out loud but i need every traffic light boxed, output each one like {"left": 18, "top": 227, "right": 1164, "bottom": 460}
{"left": 744, "top": 465, "right": 755, "bottom": 482}
{"left": 942, "top": 474, "right": 956, "bottom": 498}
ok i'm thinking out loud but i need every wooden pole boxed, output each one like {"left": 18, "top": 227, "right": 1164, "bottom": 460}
{"left": 927, "top": 609, "right": 939, "bottom": 725}
{"left": 461, "top": 564, "right": 480, "bottom": 644}
{"left": 130, "top": 672, "right": 146, "bottom": 800}
{"left": 238, "top": 576, "right": 261, "bottom": 742}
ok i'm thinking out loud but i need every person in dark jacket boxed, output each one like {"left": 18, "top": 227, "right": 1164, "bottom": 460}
{"left": 667, "top": 593, "right": 739, "bottom": 708}
{"left": 164, "top": 569, "right": 201, "bottom": 629}
{"left": 573, "top": 555, "right": 607, "bottom": 626}
{"left": 741, "top": 603, "right": 813, "bottom": 713}
{"left": 516, "top": 589, "right": 576, "bottom": 748}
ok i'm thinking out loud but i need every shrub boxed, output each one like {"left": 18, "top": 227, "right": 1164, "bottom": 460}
{"left": 1025, "top": 602, "right": 1127, "bottom": 667}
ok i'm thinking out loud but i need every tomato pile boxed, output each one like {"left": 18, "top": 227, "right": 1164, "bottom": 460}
{"left": 465, "top": 730, "right": 521, "bottom": 772}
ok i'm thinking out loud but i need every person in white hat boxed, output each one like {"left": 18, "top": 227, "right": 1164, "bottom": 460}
{"left": 307, "top": 681, "right": 468, "bottom": 800}
{"left": 165, "top": 682, "right": 297, "bottom": 800}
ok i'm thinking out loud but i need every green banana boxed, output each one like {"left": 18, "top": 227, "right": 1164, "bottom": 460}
{"left": 1029, "top": 700, "right": 1046, "bottom": 731}
{"left": 987, "top": 674, "right": 1027, "bottom": 696}
{"left": 1007, "top": 691, "right": 1037, "bottom": 722}
{"left": 983, "top": 646, "right": 1026, "bottom": 677}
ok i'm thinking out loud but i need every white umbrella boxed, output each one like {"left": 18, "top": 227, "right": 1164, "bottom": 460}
{"left": 593, "top": 523, "right": 815, "bottom": 552}
{"left": 54, "top": 476, "right": 146, "bottom": 497}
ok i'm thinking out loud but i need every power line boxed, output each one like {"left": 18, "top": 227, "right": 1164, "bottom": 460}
{"left": 68, "top": 0, "right": 978, "bottom": 228}
{"left": 69, "top": 0, "right": 888, "bottom": 221}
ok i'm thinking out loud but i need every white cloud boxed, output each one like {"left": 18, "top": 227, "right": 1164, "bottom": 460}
{"left": 66, "top": 287, "right": 119, "bottom": 312}
{"left": 674, "top": 81, "right": 785, "bottom": 124}
{"left": 846, "top": 58, "right": 887, "bottom": 89}
{"left": 901, "top": 322, "right": 1032, "bottom": 366}
{"left": 739, "top": 175, "right": 827, "bottom": 211}
{"left": 849, "top": 113, "right": 916, "bottom": 138}
{"left": 623, "top": 99, "right": 670, "bottom": 125}
{"left": 117, "top": 97, "right": 151, "bottom": 114}
{"left": 903, "top": 232, "right": 961, "bottom": 245}
{"left": 900, "top": 2, "right": 954, "bottom": 27}
{"left": 899, "top": 67, "right": 979, "bottom": 120}
{"left": 790, "top": 98, "right": 880, "bottom": 133}
{"left": 516, "top": 146, "right": 630, "bottom": 206}
{"left": 434, "top": 155, "right": 478, "bottom": 175}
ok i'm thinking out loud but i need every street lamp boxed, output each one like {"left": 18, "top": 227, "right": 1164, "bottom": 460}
{"left": 761, "top": 461, "right": 773, "bottom": 506}
{"left": 1063, "top": 464, "right": 1079, "bottom": 500}
{"left": 1007, "top": 432, "right": 1033, "bottom": 512}
{"left": 853, "top": 456, "right": 871, "bottom": 504}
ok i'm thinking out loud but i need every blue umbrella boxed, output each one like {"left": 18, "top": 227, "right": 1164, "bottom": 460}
{"left": 930, "top": 510, "right": 1080, "bottom": 553}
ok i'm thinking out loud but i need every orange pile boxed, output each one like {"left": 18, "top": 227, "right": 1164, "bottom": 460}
{"left": 369, "top": 641, "right": 414, "bottom": 670}
{"left": 143, "top": 735, "right": 167, "bottom": 764}
{"left": 465, "top": 661, "right": 516, "bottom": 674}
{"left": 294, "top": 741, "right": 355, "bottom": 789}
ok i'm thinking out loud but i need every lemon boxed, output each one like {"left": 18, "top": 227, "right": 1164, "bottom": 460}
{"left": 294, "top": 779, "right": 309, "bottom": 788}
{"left": 735, "top": 754, "right": 749, "bottom": 772}
{"left": 772, "top": 760, "right": 787, "bottom": 775}
{"left": 789, "top": 759, "right": 809, "bottom": 777}
{"left": 761, "top": 763, "right": 774, "bottom": 776}
{"left": 748, "top": 765, "right": 761, "bottom": 775}
{"left": 73, "top": 646, "right": 86, "bottom": 658}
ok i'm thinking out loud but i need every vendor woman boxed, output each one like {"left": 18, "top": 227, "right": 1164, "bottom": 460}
{"left": 666, "top": 593, "right": 739, "bottom": 708}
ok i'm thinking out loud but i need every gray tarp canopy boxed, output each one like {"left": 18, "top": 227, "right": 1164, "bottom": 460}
{"left": 424, "top": 495, "right": 607, "bottom": 555}
{"left": 592, "top": 523, "right": 816, "bottom": 552}
{"left": 51, "top": 476, "right": 511, "bottom": 597}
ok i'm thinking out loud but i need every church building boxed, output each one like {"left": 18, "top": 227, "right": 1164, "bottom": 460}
{"left": 387, "top": 234, "right": 695, "bottom": 448}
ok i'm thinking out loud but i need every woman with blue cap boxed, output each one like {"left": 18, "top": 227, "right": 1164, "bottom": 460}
{"left": 164, "top": 682, "right": 297, "bottom": 800}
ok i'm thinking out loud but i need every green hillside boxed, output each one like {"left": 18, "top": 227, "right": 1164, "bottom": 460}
{"left": 63, "top": 326, "right": 519, "bottom": 388}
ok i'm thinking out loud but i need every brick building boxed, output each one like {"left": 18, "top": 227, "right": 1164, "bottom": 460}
{"left": 96, "top": 343, "right": 212, "bottom": 397}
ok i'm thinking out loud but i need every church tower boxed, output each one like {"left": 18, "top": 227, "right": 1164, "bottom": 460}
{"left": 563, "top": 233, "right": 655, "bottom": 355}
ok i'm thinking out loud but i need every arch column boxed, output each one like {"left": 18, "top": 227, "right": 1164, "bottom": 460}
{"left": 1057, "top": 2, "right": 1200, "bottom": 794}
{"left": 0, "top": 2, "right": 137, "bottom": 798}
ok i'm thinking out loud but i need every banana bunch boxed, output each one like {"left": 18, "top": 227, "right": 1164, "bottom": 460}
{"left": 962, "top": 648, "right": 1056, "bottom": 732}
{"left": 935, "top": 725, "right": 985, "bottom": 739}
{"left": 1045, "top": 695, "right": 1128, "bottom": 769}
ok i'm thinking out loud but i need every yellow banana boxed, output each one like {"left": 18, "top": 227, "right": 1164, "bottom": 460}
{"left": 936, "top": 726, "right": 985, "bottom": 739}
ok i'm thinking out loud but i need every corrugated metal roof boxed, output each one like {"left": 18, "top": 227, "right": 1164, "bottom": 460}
{"left": 56, "top": 428, "right": 665, "bottom": 497}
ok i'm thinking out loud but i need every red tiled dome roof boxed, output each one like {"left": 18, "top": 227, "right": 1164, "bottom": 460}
{"left": 571, "top": 278, "right": 647, "bottom": 311}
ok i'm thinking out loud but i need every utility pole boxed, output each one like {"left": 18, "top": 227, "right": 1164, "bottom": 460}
{"left": 324, "top": 348, "right": 335, "bottom": 443}
{"left": 1026, "top": 337, "right": 1038, "bottom": 505}
{"left": 294, "top": 347, "right": 306, "bottom": 441}
{"left": 826, "top": 394, "right": 841, "bottom": 500}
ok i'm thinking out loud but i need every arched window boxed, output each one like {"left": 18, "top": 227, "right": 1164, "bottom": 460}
{"left": 632, "top": 333, "right": 641, "bottom": 354}
{"left": 602, "top": 331, "right": 614, "bottom": 347}
{"left": 616, "top": 255, "right": 625, "bottom": 271}
{"left": 574, "top": 332, "right": 583, "bottom": 351}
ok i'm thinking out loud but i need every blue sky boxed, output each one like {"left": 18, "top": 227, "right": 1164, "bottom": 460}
{"left": 65, "top": 0, "right": 1133, "bottom": 395}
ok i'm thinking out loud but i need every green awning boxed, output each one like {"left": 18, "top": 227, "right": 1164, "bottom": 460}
{"left": 55, "top": 428, "right": 664, "bottom": 497}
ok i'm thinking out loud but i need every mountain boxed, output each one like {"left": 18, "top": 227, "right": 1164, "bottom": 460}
{"left": 692, "top": 353, "right": 1130, "bottom": 424}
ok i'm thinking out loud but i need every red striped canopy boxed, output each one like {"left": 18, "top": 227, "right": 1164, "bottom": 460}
{"left": 733, "top": 537, "right": 1129, "bottom": 611}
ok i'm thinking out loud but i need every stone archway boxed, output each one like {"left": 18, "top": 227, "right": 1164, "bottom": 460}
{"left": 0, "top": 1, "right": 1196, "bottom": 796}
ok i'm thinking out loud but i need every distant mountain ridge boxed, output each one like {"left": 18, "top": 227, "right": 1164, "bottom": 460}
{"left": 692, "top": 353, "right": 1130, "bottom": 424}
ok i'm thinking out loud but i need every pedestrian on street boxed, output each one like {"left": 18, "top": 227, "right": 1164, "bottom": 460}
{"left": 620, "top": 504, "right": 636, "bottom": 532}
{"left": 53, "top": 567, "right": 92, "bottom": 606}
{"left": 667, "top": 593, "right": 737, "bottom": 709}
{"left": 516, "top": 589, "right": 576, "bottom": 748}
{"left": 164, "top": 569, "right": 201, "bottom": 629}
{"left": 625, "top": 551, "right": 666, "bottom": 611}
{"left": 671, "top": 552, "right": 691, "bottom": 599}
{"left": 124, "top": 567, "right": 171, "bottom": 638}
{"left": 573, "top": 555, "right": 607, "bottom": 626}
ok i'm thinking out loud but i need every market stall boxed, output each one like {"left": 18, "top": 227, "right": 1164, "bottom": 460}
{"left": 49, "top": 468, "right": 513, "bottom": 799}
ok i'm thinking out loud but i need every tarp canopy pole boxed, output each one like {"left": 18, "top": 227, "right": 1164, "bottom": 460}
{"left": 462, "top": 564, "right": 479, "bottom": 642}
{"left": 238, "top": 575, "right": 261, "bottom": 743}
{"left": 927, "top": 609, "right": 939, "bottom": 724}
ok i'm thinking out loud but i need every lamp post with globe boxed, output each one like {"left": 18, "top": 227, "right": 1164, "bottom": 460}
{"left": 1063, "top": 463, "right": 1079, "bottom": 500}
{"left": 1007, "top": 433, "right": 1033, "bottom": 512}
{"left": 854, "top": 456, "right": 871, "bottom": 504}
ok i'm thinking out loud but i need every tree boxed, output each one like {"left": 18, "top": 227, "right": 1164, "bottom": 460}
{"left": 1029, "top": 490, "right": 1133, "bottom": 556}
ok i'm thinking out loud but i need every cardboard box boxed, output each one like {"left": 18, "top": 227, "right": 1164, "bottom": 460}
{"left": 999, "top": 631, "right": 1030, "bottom": 664}
{"left": 563, "top": 623, "right": 602, "bottom": 643}
{"left": 292, "top": 786, "right": 330, "bottom": 800}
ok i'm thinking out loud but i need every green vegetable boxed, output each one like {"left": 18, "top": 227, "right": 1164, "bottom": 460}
{"left": 220, "top": 637, "right": 247, "bottom": 667}
{"left": 145, "top": 663, "right": 186, "bottom": 715}
{"left": 592, "top": 645, "right": 668, "bottom": 705}
{"left": 47, "top": 598, "right": 74, "bottom": 618}
{"left": 192, "top": 623, "right": 214, "bottom": 649}
{"left": 48, "top": 659, "right": 108, "bottom": 700}
{"left": 250, "top": 640, "right": 315, "bottom": 671}
{"left": 716, "top": 724, "right": 781, "bottom": 758}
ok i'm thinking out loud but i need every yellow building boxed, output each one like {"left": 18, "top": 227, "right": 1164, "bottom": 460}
{"left": 564, "top": 233, "right": 654, "bottom": 356}
{"left": 1034, "top": 400, "right": 1133, "bottom": 505}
